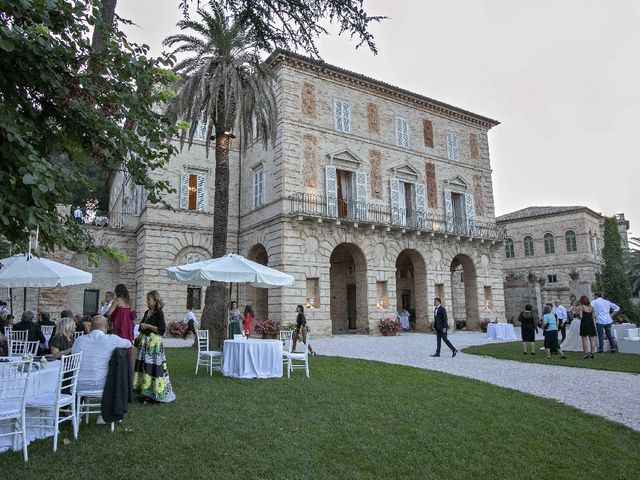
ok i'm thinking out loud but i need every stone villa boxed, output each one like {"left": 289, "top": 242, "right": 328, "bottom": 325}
{"left": 16, "top": 51, "right": 508, "bottom": 334}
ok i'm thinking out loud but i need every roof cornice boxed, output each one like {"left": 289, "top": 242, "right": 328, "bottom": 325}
{"left": 265, "top": 50, "right": 500, "bottom": 130}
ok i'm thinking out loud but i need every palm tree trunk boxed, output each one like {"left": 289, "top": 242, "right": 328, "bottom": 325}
{"left": 201, "top": 125, "right": 234, "bottom": 348}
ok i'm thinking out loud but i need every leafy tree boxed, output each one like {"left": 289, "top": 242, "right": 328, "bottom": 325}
{"left": 0, "top": 0, "right": 179, "bottom": 259}
{"left": 164, "top": 2, "right": 277, "bottom": 347}
{"left": 627, "top": 237, "right": 640, "bottom": 295}
{"left": 601, "top": 217, "right": 636, "bottom": 319}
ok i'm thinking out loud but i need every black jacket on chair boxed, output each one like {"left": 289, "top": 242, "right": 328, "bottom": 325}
{"left": 101, "top": 348, "right": 132, "bottom": 423}
{"left": 434, "top": 306, "right": 449, "bottom": 330}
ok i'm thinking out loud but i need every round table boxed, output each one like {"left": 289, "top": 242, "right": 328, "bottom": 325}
{"left": 221, "top": 339, "right": 283, "bottom": 379}
{"left": 486, "top": 323, "right": 517, "bottom": 341}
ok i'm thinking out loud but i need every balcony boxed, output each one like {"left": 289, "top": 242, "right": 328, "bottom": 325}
{"left": 288, "top": 192, "right": 505, "bottom": 241}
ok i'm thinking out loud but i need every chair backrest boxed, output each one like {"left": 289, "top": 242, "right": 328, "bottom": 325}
{"left": 74, "top": 332, "right": 84, "bottom": 339}
{"left": 197, "top": 329, "right": 209, "bottom": 352}
{"left": 0, "top": 359, "right": 32, "bottom": 408}
{"left": 41, "top": 325, "right": 54, "bottom": 336}
{"left": 10, "top": 330, "right": 28, "bottom": 342}
{"left": 4, "top": 326, "right": 11, "bottom": 337}
{"left": 11, "top": 340, "right": 39, "bottom": 357}
{"left": 58, "top": 352, "right": 83, "bottom": 398}
{"left": 288, "top": 332, "right": 309, "bottom": 356}
{"left": 280, "top": 330, "right": 293, "bottom": 351}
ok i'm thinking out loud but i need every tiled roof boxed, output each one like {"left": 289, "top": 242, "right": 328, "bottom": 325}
{"left": 496, "top": 206, "right": 596, "bottom": 223}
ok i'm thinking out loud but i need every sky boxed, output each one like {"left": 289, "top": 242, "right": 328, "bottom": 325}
{"left": 118, "top": 0, "right": 640, "bottom": 237}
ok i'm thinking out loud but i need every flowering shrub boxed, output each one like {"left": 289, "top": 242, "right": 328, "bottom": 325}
{"left": 479, "top": 319, "right": 490, "bottom": 333}
{"left": 255, "top": 319, "right": 281, "bottom": 337}
{"left": 378, "top": 318, "right": 402, "bottom": 335}
{"left": 168, "top": 321, "right": 187, "bottom": 337}
{"left": 455, "top": 319, "right": 466, "bottom": 330}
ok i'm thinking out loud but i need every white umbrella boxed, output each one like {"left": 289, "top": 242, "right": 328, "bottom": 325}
{"left": 0, "top": 254, "right": 92, "bottom": 288}
{"left": 166, "top": 253, "right": 294, "bottom": 288}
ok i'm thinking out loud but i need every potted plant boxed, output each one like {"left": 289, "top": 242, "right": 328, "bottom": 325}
{"left": 255, "top": 319, "right": 281, "bottom": 339}
{"left": 455, "top": 319, "right": 466, "bottom": 330}
{"left": 378, "top": 318, "right": 402, "bottom": 336}
{"left": 168, "top": 321, "right": 187, "bottom": 338}
{"left": 479, "top": 319, "right": 490, "bottom": 333}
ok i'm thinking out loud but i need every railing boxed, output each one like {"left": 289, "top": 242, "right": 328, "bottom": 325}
{"left": 289, "top": 192, "right": 505, "bottom": 240}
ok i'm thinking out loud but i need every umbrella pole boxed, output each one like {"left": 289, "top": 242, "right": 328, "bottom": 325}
{"left": 23, "top": 286, "right": 27, "bottom": 312}
{"left": 9, "top": 287, "right": 13, "bottom": 314}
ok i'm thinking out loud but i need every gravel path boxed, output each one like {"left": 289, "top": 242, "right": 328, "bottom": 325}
{"left": 312, "top": 330, "right": 640, "bottom": 431}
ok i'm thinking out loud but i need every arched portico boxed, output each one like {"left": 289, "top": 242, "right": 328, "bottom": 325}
{"left": 395, "top": 249, "right": 428, "bottom": 330}
{"left": 246, "top": 244, "right": 269, "bottom": 321}
{"left": 330, "top": 243, "right": 368, "bottom": 333}
{"left": 450, "top": 254, "right": 479, "bottom": 330}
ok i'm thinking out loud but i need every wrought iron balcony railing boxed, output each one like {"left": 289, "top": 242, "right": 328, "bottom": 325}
{"left": 288, "top": 192, "right": 505, "bottom": 240}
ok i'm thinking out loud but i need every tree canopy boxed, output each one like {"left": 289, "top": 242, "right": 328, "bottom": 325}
{"left": 600, "top": 217, "right": 636, "bottom": 319}
{"left": 0, "top": 0, "right": 179, "bottom": 258}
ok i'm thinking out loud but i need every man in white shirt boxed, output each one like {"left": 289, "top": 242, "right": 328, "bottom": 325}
{"left": 591, "top": 293, "right": 619, "bottom": 353}
{"left": 72, "top": 315, "right": 132, "bottom": 393}
{"left": 73, "top": 206, "right": 83, "bottom": 224}
{"left": 98, "top": 291, "right": 115, "bottom": 316}
{"left": 181, "top": 309, "right": 198, "bottom": 343}
{"left": 553, "top": 300, "right": 568, "bottom": 342}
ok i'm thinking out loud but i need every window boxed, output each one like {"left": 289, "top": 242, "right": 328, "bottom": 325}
{"left": 547, "top": 274, "right": 557, "bottom": 284}
{"left": 193, "top": 119, "right": 208, "bottom": 141}
{"left": 334, "top": 99, "right": 351, "bottom": 133}
{"left": 543, "top": 233, "right": 555, "bottom": 254}
{"left": 395, "top": 117, "right": 409, "bottom": 148}
{"left": 505, "top": 238, "right": 515, "bottom": 258}
{"left": 83, "top": 289, "right": 100, "bottom": 316}
{"left": 589, "top": 230, "right": 594, "bottom": 252}
{"left": 180, "top": 172, "right": 207, "bottom": 211}
{"left": 565, "top": 230, "right": 577, "bottom": 252}
{"left": 446, "top": 131, "right": 459, "bottom": 160}
{"left": 524, "top": 236, "right": 534, "bottom": 256}
{"left": 187, "top": 287, "right": 202, "bottom": 310}
{"left": 306, "top": 278, "right": 320, "bottom": 308}
{"left": 253, "top": 166, "right": 264, "bottom": 208}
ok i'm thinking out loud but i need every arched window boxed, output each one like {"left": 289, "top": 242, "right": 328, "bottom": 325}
{"left": 184, "top": 251, "right": 205, "bottom": 264}
{"left": 524, "top": 236, "right": 534, "bottom": 256}
{"left": 505, "top": 238, "right": 515, "bottom": 259}
{"left": 565, "top": 230, "right": 577, "bottom": 252}
{"left": 543, "top": 233, "right": 555, "bottom": 254}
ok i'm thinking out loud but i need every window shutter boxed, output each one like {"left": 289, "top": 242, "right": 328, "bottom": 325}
{"left": 179, "top": 173, "right": 189, "bottom": 209}
{"left": 335, "top": 101, "right": 343, "bottom": 132}
{"left": 196, "top": 174, "right": 206, "bottom": 211}
{"left": 444, "top": 189, "right": 453, "bottom": 233}
{"left": 396, "top": 118, "right": 409, "bottom": 147}
{"left": 446, "top": 132, "right": 459, "bottom": 160}
{"left": 415, "top": 183, "right": 426, "bottom": 229}
{"left": 325, "top": 165, "right": 338, "bottom": 217}
{"left": 355, "top": 171, "right": 367, "bottom": 221}
{"left": 390, "top": 178, "right": 400, "bottom": 225}
{"left": 343, "top": 102, "right": 351, "bottom": 132}
{"left": 464, "top": 193, "right": 475, "bottom": 236}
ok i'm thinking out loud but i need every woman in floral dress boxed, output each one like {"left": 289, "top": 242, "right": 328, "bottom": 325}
{"left": 133, "top": 290, "right": 176, "bottom": 403}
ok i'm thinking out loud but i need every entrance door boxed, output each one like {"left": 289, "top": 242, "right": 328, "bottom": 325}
{"left": 451, "top": 192, "right": 467, "bottom": 234}
{"left": 347, "top": 284, "right": 357, "bottom": 330}
{"left": 401, "top": 289, "right": 411, "bottom": 310}
{"left": 337, "top": 170, "right": 352, "bottom": 218}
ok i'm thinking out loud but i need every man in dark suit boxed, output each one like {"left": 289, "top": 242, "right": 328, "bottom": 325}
{"left": 431, "top": 298, "right": 457, "bottom": 357}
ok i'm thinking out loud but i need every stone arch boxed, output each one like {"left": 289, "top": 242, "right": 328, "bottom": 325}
{"left": 174, "top": 245, "right": 210, "bottom": 266}
{"left": 330, "top": 242, "right": 368, "bottom": 334}
{"left": 246, "top": 243, "right": 269, "bottom": 321}
{"left": 450, "top": 253, "right": 480, "bottom": 330}
{"left": 395, "top": 249, "right": 428, "bottom": 331}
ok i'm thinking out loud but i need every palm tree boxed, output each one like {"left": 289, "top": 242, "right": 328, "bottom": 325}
{"left": 164, "top": 1, "right": 277, "bottom": 347}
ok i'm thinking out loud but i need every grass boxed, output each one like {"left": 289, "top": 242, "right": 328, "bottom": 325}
{"left": 463, "top": 341, "right": 640, "bottom": 374}
{"left": 3, "top": 349, "right": 639, "bottom": 479}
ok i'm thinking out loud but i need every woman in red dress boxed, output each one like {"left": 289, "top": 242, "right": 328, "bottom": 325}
{"left": 106, "top": 283, "right": 136, "bottom": 343}
{"left": 243, "top": 304, "right": 254, "bottom": 338}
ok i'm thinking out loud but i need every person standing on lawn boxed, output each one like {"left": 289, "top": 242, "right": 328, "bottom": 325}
{"left": 431, "top": 298, "right": 457, "bottom": 358}
{"left": 518, "top": 304, "right": 537, "bottom": 355}
{"left": 553, "top": 300, "right": 568, "bottom": 342}
{"left": 181, "top": 308, "right": 198, "bottom": 342}
{"left": 576, "top": 295, "right": 596, "bottom": 358}
{"left": 542, "top": 305, "right": 566, "bottom": 360}
{"left": 591, "top": 293, "right": 619, "bottom": 353}
{"left": 291, "top": 304, "right": 315, "bottom": 355}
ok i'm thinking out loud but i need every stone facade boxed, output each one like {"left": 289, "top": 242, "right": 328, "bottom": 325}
{"left": 497, "top": 206, "right": 630, "bottom": 320}
{"left": 14, "top": 52, "right": 506, "bottom": 334}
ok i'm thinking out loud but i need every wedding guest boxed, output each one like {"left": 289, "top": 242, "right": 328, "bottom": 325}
{"left": 291, "top": 304, "right": 315, "bottom": 355}
{"left": 13, "top": 310, "right": 46, "bottom": 344}
{"left": 181, "top": 308, "right": 198, "bottom": 341}
{"left": 99, "top": 291, "right": 115, "bottom": 316}
{"left": 38, "top": 311, "right": 56, "bottom": 327}
{"left": 49, "top": 318, "right": 76, "bottom": 359}
{"left": 133, "top": 290, "right": 175, "bottom": 403}
{"left": 228, "top": 301, "right": 242, "bottom": 339}
{"left": 106, "top": 284, "right": 136, "bottom": 343}
{"left": 243, "top": 304, "right": 255, "bottom": 338}
{"left": 576, "top": 295, "right": 596, "bottom": 359}
{"left": 0, "top": 332, "right": 7, "bottom": 356}
{"left": 70, "top": 312, "right": 85, "bottom": 333}
{"left": 0, "top": 311, "right": 9, "bottom": 330}
{"left": 431, "top": 298, "right": 456, "bottom": 358}
{"left": 0, "top": 301, "right": 7, "bottom": 315}
{"left": 542, "top": 305, "right": 566, "bottom": 360}
{"left": 591, "top": 293, "right": 619, "bottom": 353}
{"left": 553, "top": 300, "right": 568, "bottom": 343}
{"left": 518, "top": 304, "right": 537, "bottom": 355}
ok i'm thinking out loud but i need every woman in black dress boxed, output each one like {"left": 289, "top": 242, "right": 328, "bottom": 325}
{"left": 291, "top": 304, "right": 315, "bottom": 355}
{"left": 577, "top": 295, "right": 596, "bottom": 359}
{"left": 518, "top": 304, "right": 537, "bottom": 354}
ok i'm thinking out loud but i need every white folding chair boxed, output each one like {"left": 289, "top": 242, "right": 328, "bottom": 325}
{"left": 26, "top": 352, "right": 82, "bottom": 452}
{"left": 8, "top": 330, "right": 27, "bottom": 354}
{"left": 279, "top": 330, "right": 293, "bottom": 367}
{"left": 41, "top": 325, "right": 54, "bottom": 337}
{"left": 195, "top": 330, "right": 222, "bottom": 375}
{"left": 74, "top": 332, "right": 84, "bottom": 339}
{"left": 287, "top": 333, "right": 310, "bottom": 378}
{"left": 0, "top": 359, "right": 32, "bottom": 461}
{"left": 75, "top": 389, "right": 114, "bottom": 435}
{"left": 4, "top": 325, "right": 12, "bottom": 337}
{"left": 11, "top": 340, "right": 39, "bottom": 357}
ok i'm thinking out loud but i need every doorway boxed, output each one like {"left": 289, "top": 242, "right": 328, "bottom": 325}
{"left": 347, "top": 284, "right": 357, "bottom": 330}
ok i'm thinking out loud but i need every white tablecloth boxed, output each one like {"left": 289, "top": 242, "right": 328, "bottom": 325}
{"left": 486, "top": 323, "right": 517, "bottom": 341}
{"left": 560, "top": 321, "right": 635, "bottom": 352}
{"left": 0, "top": 360, "right": 61, "bottom": 453}
{"left": 222, "top": 339, "right": 283, "bottom": 379}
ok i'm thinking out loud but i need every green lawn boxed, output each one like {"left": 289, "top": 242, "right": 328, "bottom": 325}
{"left": 3, "top": 349, "right": 639, "bottom": 479}
{"left": 463, "top": 341, "right": 640, "bottom": 374}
